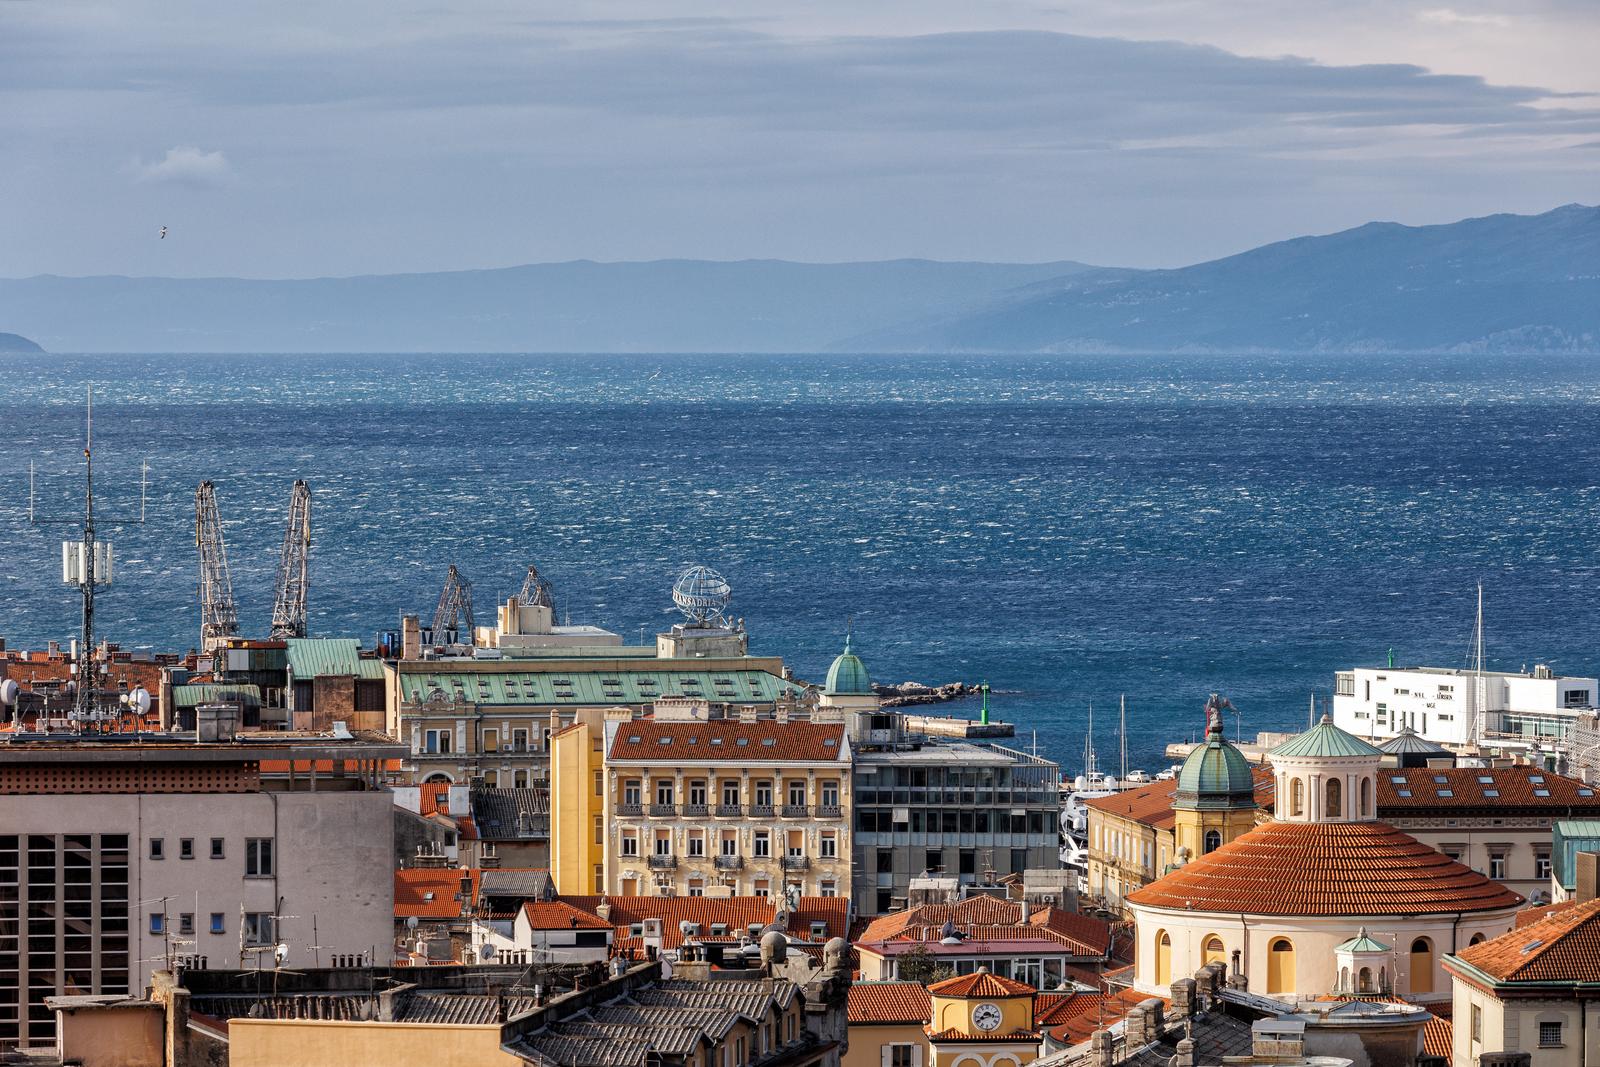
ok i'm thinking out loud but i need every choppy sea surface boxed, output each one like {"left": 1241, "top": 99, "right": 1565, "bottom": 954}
{"left": 3, "top": 353, "right": 1599, "bottom": 772}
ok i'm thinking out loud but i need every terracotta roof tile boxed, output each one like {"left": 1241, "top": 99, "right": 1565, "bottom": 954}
{"left": 1084, "top": 766, "right": 1275, "bottom": 831}
{"left": 557, "top": 895, "right": 847, "bottom": 952}
{"left": 1425, "top": 1015, "right": 1452, "bottom": 1058}
{"left": 1450, "top": 896, "right": 1600, "bottom": 983}
{"left": 1378, "top": 768, "right": 1600, "bottom": 810}
{"left": 394, "top": 867, "right": 480, "bottom": 920}
{"left": 926, "top": 1028, "right": 1040, "bottom": 1042}
{"left": 858, "top": 897, "right": 1109, "bottom": 958}
{"left": 522, "top": 901, "right": 613, "bottom": 930}
{"left": 608, "top": 720, "right": 847, "bottom": 764}
{"left": 1125, "top": 821, "right": 1524, "bottom": 916}
{"left": 848, "top": 982, "right": 931, "bottom": 1024}
{"left": 927, "top": 971, "right": 1035, "bottom": 998}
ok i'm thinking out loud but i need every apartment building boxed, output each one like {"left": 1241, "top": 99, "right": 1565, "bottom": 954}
{"left": 0, "top": 727, "right": 400, "bottom": 1048}
{"left": 1333, "top": 663, "right": 1598, "bottom": 747}
{"left": 602, "top": 701, "right": 853, "bottom": 898}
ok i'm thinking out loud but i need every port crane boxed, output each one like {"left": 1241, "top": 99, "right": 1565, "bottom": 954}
{"left": 518, "top": 563, "right": 556, "bottom": 615}
{"left": 433, "top": 565, "right": 475, "bottom": 641}
{"left": 269, "top": 480, "right": 312, "bottom": 639}
{"left": 195, "top": 481, "right": 239, "bottom": 654}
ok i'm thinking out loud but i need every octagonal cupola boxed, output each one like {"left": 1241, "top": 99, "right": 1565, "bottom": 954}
{"left": 1270, "top": 714, "right": 1383, "bottom": 824}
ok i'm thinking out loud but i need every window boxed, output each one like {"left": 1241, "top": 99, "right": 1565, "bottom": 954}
{"left": 720, "top": 833, "right": 738, "bottom": 857}
{"left": 243, "top": 912, "right": 275, "bottom": 946}
{"left": 210, "top": 913, "right": 225, "bottom": 935}
{"left": 512, "top": 728, "right": 529, "bottom": 752}
{"left": 820, "top": 832, "right": 837, "bottom": 859}
{"left": 819, "top": 879, "right": 837, "bottom": 897}
{"left": 888, "top": 1043, "right": 919, "bottom": 1067}
{"left": 1203, "top": 830, "right": 1222, "bottom": 854}
{"left": 1539, "top": 1021, "right": 1563, "bottom": 1048}
{"left": 150, "top": 838, "right": 165, "bottom": 860}
{"left": 653, "top": 832, "right": 672, "bottom": 856}
{"left": 210, "top": 837, "right": 225, "bottom": 859}
{"left": 688, "top": 833, "right": 706, "bottom": 858}
{"left": 753, "top": 879, "right": 770, "bottom": 899}
{"left": 1326, "top": 777, "right": 1342, "bottom": 818}
{"left": 149, "top": 913, "right": 165, "bottom": 935}
{"left": 593, "top": 816, "right": 604, "bottom": 846}
{"left": 179, "top": 838, "right": 194, "bottom": 860}
{"left": 621, "top": 832, "right": 639, "bottom": 857}
{"left": 787, "top": 781, "right": 806, "bottom": 806}
{"left": 721, "top": 780, "right": 740, "bottom": 806}
{"left": 594, "top": 770, "right": 603, "bottom": 796}
{"left": 1489, "top": 853, "right": 1506, "bottom": 880}
{"left": 1290, "top": 778, "right": 1304, "bottom": 817}
{"left": 754, "top": 831, "right": 771, "bottom": 858}
{"left": 245, "top": 838, "right": 275, "bottom": 877}
{"left": 424, "top": 728, "right": 452, "bottom": 754}
{"left": 690, "top": 780, "right": 708, "bottom": 807}
{"left": 1537, "top": 852, "right": 1552, "bottom": 879}
{"left": 179, "top": 913, "right": 194, "bottom": 935}
{"left": 483, "top": 728, "right": 499, "bottom": 752}
{"left": 821, "top": 781, "right": 840, "bottom": 808}
{"left": 624, "top": 780, "right": 642, "bottom": 806}
{"left": 655, "top": 781, "right": 674, "bottom": 806}
{"left": 755, "top": 781, "right": 773, "bottom": 807}
{"left": 1470, "top": 1005, "right": 1482, "bottom": 1042}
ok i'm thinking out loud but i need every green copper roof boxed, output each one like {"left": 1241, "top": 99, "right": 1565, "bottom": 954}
{"left": 171, "top": 684, "right": 262, "bottom": 709}
{"left": 1335, "top": 928, "right": 1392, "bottom": 955}
{"left": 286, "top": 638, "right": 387, "bottom": 681}
{"left": 1272, "top": 715, "right": 1384, "bottom": 759}
{"left": 1174, "top": 724, "right": 1257, "bottom": 811}
{"left": 824, "top": 635, "right": 873, "bottom": 696}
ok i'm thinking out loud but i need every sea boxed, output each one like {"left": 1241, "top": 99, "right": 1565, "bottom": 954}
{"left": 4, "top": 352, "right": 1599, "bottom": 774}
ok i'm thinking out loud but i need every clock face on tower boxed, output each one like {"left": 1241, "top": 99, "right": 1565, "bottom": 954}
{"left": 972, "top": 1003, "right": 1003, "bottom": 1032}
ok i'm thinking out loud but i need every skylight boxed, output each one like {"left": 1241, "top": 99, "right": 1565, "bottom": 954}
{"left": 1483, "top": 789, "right": 1499, "bottom": 798}
{"left": 1437, "top": 789, "right": 1453, "bottom": 798}
{"left": 1397, "top": 789, "right": 1412, "bottom": 797}
{"left": 761, "top": 738, "right": 776, "bottom": 746}
{"left": 1534, "top": 789, "right": 1550, "bottom": 797}
{"left": 1479, "top": 776, "right": 1495, "bottom": 784}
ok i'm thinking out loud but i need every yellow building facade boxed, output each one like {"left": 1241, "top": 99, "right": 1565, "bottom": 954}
{"left": 924, "top": 971, "right": 1040, "bottom": 1067}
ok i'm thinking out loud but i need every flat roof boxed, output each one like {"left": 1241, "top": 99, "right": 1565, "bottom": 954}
{"left": 0, "top": 736, "right": 406, "bottom": 764}
{"left": 855, "top": 741, "right": 1058, "bottom": 768}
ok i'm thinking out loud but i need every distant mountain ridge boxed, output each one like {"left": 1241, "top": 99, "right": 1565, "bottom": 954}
{"left": 0, "top": 260, "right": 1093, "bottom": 354}
{"left": 0, "top": 332, "right": 42, "bottom": 353}
{"left": 2, "top": 205, "right": 1594, "bottom": 353}
{"left": 851, "top": 204, "right": 1600, "bottom": 354}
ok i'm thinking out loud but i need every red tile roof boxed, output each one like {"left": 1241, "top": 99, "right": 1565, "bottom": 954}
{"left": 419, "top": 782, "right": 453, "bottom": 816}
{"left": 1084, "top": 766, "right": 1275, "bottom": 831}
{"left": 608, "top": 720, "right": 847, "bottom": 764}
{"left": 1515, "top": 900, "right": 1579, "bottom": 929}
{"left": 1378, "top": 767, "right": 1600, "bottom": 810}
{"left": 1125, "top": 821, "right": 1524, "bottom": 916}
{"left": 1424, "top": 1014, "right": 1452, "bottom": 1058}
{"left": 394, "top": 867, "right": 480, "bottom": 919}
{"left": 927, "top": 971, "right": 1036, "bottom": 998}
{"left": 522, "top": 901, "right": 613, "bottom": 931}
{"left": 926, "top": 1028, "right": 1040, "bottom": 1042}
{"left": 558, "top": 894, "right": 848, "bottom": 951}
{"left": 1033, "top": 991, "right": 1109, "bottom": 1044}
{"left": 858, "top": 897, "right": 1111, "bottom": 958}
{"left": 848, "top": 982, "right": 932, "bottom": 1024}
{"left": 1450, "top": 896, "right": 1600, "bottom": 983}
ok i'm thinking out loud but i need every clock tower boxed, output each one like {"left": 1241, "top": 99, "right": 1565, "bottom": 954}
{"left": 924, "top": 969, "right": 1041, "bottom": 1067}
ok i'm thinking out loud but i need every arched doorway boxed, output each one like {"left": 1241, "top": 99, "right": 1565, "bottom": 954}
{"left": 1410, "top": 938, "right": 1434, "bottom": 995}
{"left": 1203, "top": 935, "right": 1225, "bottom": 966}
{"left": 1267, "top": 938, "right": 1295, "bottom": 994}
{"left": 1154, "top": 930, "right": 1172, "bottom": 986}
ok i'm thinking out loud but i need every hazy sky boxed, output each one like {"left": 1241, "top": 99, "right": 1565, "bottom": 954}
{"left": 2, "top": 0, "right": 1597, "bottom": 277}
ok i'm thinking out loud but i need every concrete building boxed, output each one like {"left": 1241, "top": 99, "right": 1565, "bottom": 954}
{"left": 1446, "top": 897, "right": 1600, "bottom": 1067}
{"left": 833, "top": 640, "right": 1060, "bottom": 915}
{"left": 1124, "top": 717, "right": 1524, "bottom": 1003}
{"left": 0, "top": 728, "right": 401, "bottom": 1048}
{"left": 1333, "top": 663, "right": 1598, "bottom": 749}
{"left": 285, "top": 637, "right": 388, "bottom": 731}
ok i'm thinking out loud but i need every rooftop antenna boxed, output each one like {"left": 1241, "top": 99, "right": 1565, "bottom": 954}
{"left": 1308, "top": 692, "right": 1316, "bottom": 730}
{"left": 27, "top": 386, "right": 150, "bottom": 727}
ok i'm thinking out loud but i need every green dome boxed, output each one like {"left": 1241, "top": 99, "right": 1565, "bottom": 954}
{"left": 1272, "top": 715, "right": 1384, "bottom": 760}
{"left": 1174, "top": 722, "right": 1258, "bottom": 811}
{"left": 824, "top": 635, "right": 873, "bottom": 696}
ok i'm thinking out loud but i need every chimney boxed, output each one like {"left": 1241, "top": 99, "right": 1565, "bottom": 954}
{"left": 1577, "top": 851, "right": 1600, "bottom": 903}
{"left": 1088, "top": 1030, "right": 1114, "bottom": 1067}
{"left": 1169, "top": 978, "right": 1198, "bottom": 1020}
{"left": 401, "top": 615, "right": 422, "bottom": 660}
{"left": 1017, "top": 899, "right": 1029, "bottom": 925}
{"left": 596, "top": 897, "right": 612, "bottom": 922}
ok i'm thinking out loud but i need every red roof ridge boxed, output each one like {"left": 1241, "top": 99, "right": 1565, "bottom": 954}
{"left": 1450, "top": 896, "right": 1600, "bottom": 983}
{"left": 928, "top": 970, "right": 1036, "bottom": 998}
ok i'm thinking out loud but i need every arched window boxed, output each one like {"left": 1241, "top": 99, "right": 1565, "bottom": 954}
{"left": 1291, "top": 778, "right": 1305, "bottom": 817}
{"left": 1360, "top": 776, "right": 1372, "bottom": 817}
{"left": 1267, "top": 938, "right": 1295, "bottom": 994}
{"left": 1204, "top": 830, "right": 1222, "bottom": 854}
{"left": 1410, "top": 937, "right": 1434, "bottom": 995}
{"left": 1339, "top": 966, "right": 1350, "bottom": 991}
{"left": 1203, "top": 935, "right": 1225, "bottom": 966}
{"left": 1155, "top": 930, "right": 1172, "bottom": 987}
{"left": 1358, "top": 967, "right": 1374, "bottom": 993}
{"left": 1469, "top": 932, "right": 1486, "bottom": 946}
{"left": 1326, "top": 777, "right": 1342, "bottom": 818}
{"left": 424, "top": 773, "right": 453, "bottom": 784}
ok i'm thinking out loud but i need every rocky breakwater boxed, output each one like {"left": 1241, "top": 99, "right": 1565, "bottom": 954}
{"left": 873, "top": 681, "right": 976, "bottom": 708}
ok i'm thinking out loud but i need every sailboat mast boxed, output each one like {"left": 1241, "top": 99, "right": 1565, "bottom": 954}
{"left": 1119, "top": 695, "right": 1127, "bottom": 781}
{"left": 1470, "top": 582, "right": 1486, "bottom": 745}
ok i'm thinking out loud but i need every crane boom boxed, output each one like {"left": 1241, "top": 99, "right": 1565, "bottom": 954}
{"left": 269, "top": 479, "right": 312, "bottom": 639}
{"left": 518, "top": 563, "right": 556, "bottom": 617}
{"left": 195, "top": 481, "right": 238, "bottom": 653}
{"left": 433, "top": 564, "right": 474, "bottom": 639}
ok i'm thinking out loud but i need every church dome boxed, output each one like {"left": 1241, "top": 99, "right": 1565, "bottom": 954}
{"left": 824, "top": 635, "right": 873, "bottom": 696}
{"left": 1175, "top": 720, "right": 1258, "bottom": 811}
{"left": 1272, "top": 716, "right": 1384, "bottom": 760}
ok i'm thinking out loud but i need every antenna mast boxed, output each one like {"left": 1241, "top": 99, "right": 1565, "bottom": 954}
{"left": 72, "top": 388, "right": 100, "bottom": 721}
{"left": 269, "top": 480, "right": 312, "bottom": 639}
{"left": 195, "top": 481, "right": 239, "bottom": 654}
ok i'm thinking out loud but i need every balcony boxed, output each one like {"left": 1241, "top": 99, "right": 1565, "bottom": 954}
{"left": 617, "top": 803, "right": 643, "bottom": 816}
{"left": 781, "top": 804, "right": 809, "bottom": 819}
{"left": 648, "top": 854, "right": 678, "bottom": 869}
{"left": 648, "top": 804, "right": 677, "bottom": 817}
{"left": 715, "top": 804, "right": 742, "bottom": 817}
{"left": 818, "top": 804, "right": 842, "bottom": 819}
{"left": 781, "top": 855, "right": 810, "bottom": 871}
{"left": 750, "top": 804, "right": 775, "bottom": 818}
{"left": 684, "top": 804, "right": 710, "bottom": 818}
{"left": 714, "top": 855, "right": 744, "bottom": 870}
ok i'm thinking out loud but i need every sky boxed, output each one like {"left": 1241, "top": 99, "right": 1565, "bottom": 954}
{"left": 1, "top": 0, "right": 1597, "bottom": 277}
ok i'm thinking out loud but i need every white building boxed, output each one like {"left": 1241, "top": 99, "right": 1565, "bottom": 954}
{"left": 1332, "top": 664, "right": 1597, "bottom": 748}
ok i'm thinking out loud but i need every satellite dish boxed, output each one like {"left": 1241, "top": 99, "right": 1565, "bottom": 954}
{"left": 274, "top": 943, "right": 289, "bottom": 966}
{"left": 481, "top": 943, "right": 496, "bottom": 959}
{"left": 406, "top": 915, "right": 420, "bottom": 930}
{"left": 127, "top": 687, "right": 151, "bottom": 715}
{"left": 671, "top": 565, "right": 732, "bottom": 625}
{"left": 0, "top": 679, "right": 18, "bottom": 707}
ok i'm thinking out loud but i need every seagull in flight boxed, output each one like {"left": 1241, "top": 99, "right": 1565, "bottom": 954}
{"left": 159, "top": 226, "right": 167, "bottom": 239}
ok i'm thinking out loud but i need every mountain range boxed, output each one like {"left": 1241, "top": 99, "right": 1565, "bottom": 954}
{"left": 1, "top": 204, "right": 1595, "bottom": 354}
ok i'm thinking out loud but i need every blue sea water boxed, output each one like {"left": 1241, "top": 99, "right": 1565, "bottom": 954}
{"left": 3, "top": 352, "right": 1599, "bottom": 772}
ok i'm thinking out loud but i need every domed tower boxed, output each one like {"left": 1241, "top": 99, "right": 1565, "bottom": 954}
{"left": 1172, "top": 694, "right": 1260, "bottom": 861}
{"left": 1270, "top": 714, "right": 1383, "bottom": 824}
{"left": 823, "top": 632, "right": 880, "bottom": 724}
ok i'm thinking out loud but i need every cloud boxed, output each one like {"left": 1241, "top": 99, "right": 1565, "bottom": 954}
{"left": 1417, "top": 8, "right": 1512, "bottom": 27}
{"left": 132, "top": 145, "right": 233, "bottom": 187}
